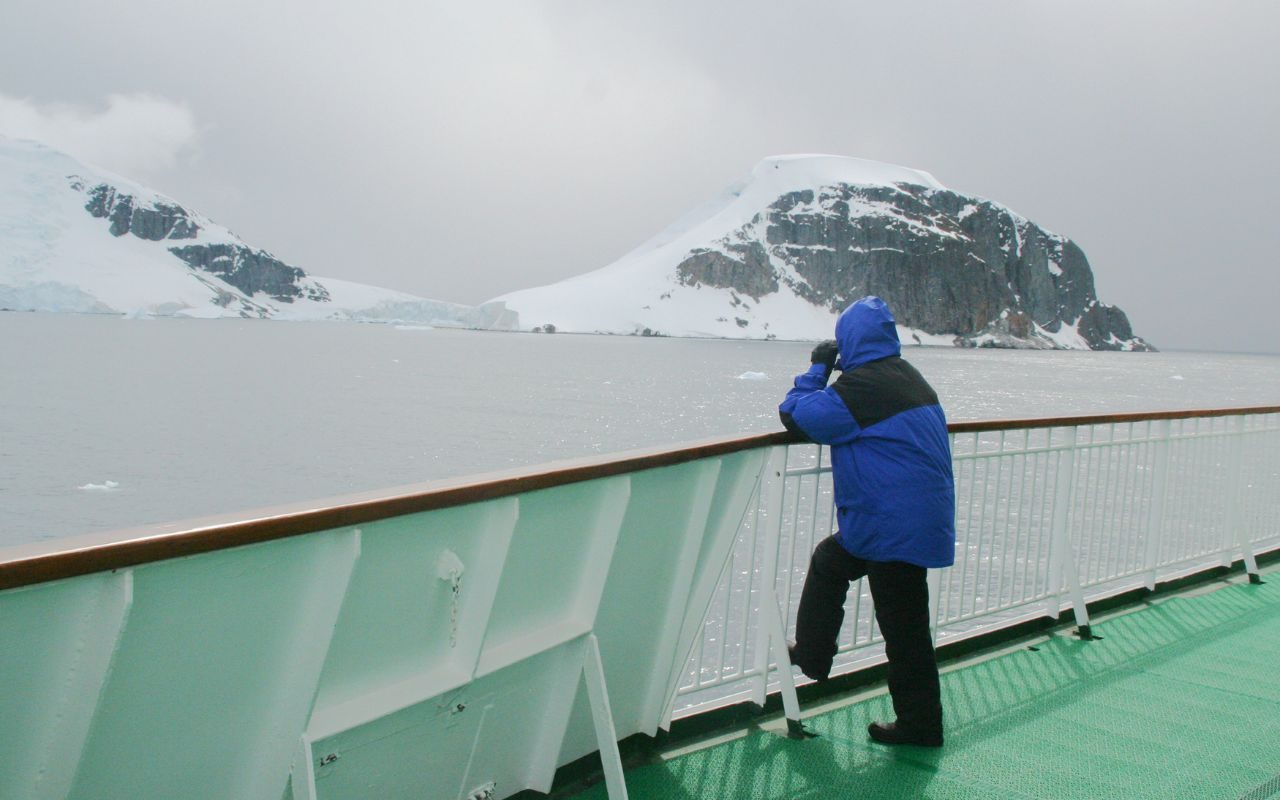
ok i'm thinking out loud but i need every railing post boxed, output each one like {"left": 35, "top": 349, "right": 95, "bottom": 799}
{"left": 750, "top": 445, "right": 789, "bottom": 708}
{"left": 1143, "top": 419, "right": 1172, "bottom": 591}
{"left": 1044, "top": 427, "right": 1093, "bottom": 637}
{"left": 1223, "top": 415, "right": 1263, "bottom": 583}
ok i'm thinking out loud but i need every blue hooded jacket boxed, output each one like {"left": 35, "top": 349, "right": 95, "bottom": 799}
{"left": 779, "top": 297, "right": 956, "bottom": 567}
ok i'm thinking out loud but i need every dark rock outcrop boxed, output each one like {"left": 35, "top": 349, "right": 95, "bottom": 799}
{"left": 79, "top": 180, "right": 328, "bottom": 305}
{"left": 676, "top": 182, "right": 1152, "bottom": 350}
{"left": 169, "top": 244, "right": 328, "bottom": 303}
{"left": 86, "top": 184, "right": 200, "bottom": 240}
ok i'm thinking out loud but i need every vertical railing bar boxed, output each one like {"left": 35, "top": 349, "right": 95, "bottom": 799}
{"left": 1128, "top": 421, "right": 1149, "bottom": 575}
{"left": 716, "top": 498, "right": 743, "bottom": 683}
{"left": 1075, "top": 427, "right": 1092, "bottom": 588}
{"left": 784, "top": 448, "right": 821, "bottom": 622}
{"left": 1203, "top": 417, "right": 1223, "bottom": 560}
{"left": 1134, "top": 421, "right": 1149, "bottom": 577}
{"left": 695, "top": 475, "right": 759, "bottom": 692}
{"left": 749, "top": 446, "right": 789, "bottom": 703}
{"left": 1102, "top": 426, "right": 1120, "bottom": 582}
{"left": 964, "top": 431, "right": 982, "bottom": 619}
{"left": 1019, "top": 430, "right": 1037, "bottom": 604}
{"left": 1176, "top": 418, "right": 1195, "bottom": 563}
{"left": 728, "top": 456, "right": 768, "bottom": 681}
{"left": 1000, "top": 444, "right": 1015, "bottom": 611}
{"left": 1111, "top": 424, "right": 1128, "bottom": 580}
{"left": 1104, "top": 424, "right": 1124, "bottom": 581}
{"left": 1129, "top": 424, "right": 1148, "bottom": 574}
{"left": 1074, "top": 427, "right": 1093, "bottom": 588}
{"left": 713, "top": 546, "right": 734, "bottom": 683}
{"left": 1026, "top": 433, "right": 1047, "bottom": 602}
{"left": 1193, "top": 417, "right": 1213, "bottom": 558}
{"left": 1000, "top": 434, "right": 1019, "bottom": 609}
{"left": 1197, "top": 418, "right": 1216, "bottom": 561}
{"left": 1117, "top": 423, "right": 1139, "bottom": 577}
{"left": 1100, "top": 425, "right": 1115, "bottom": 582}
{"left": 1178, "top": 420, "right": 1193, "bottom": 564}
{"left": 1083, "top": 426, "right": 1100, "bottom": 587}
{"left": 995, "top": 445, "right": 1011, "bottom": 609}
{"left": 960, "top": 430, "right": 977, "bottom": 620}
{"left": 1121, "top": 423, "right": 1137, "bottom": 576}
{"left": 1238, "top": 418, "right": 1255, "bottom": 547}
{"left": 1088, "top": 426, "right": 1106, "bottom": 585}
{"left": 1024, "top": 432, "right": 1044, "bottom": 601}
{"left": 1225, "top": 416, "right": 1261, "bottom": 581}
{"left": 1061, "top": 427, "right": 1093, "bottom": 635}
{"left": 973, "top": 437, "right": 994, "bottom": 614}
{"left": 689, "top": 621, "right": 706, "bottom": 690}
{"left": 1217, "top": 417, "right": 1239, "bottom": 566}
{"left": 1172, "top": 418, "right": 1189, "bottom": 559}
{"left": 785, "top": 463, "right": 806, "bottom": 618}
{"left": 1040, "top": 435, "right": 1057, "bottom": 598}
{"left": 1260, "top": 419, "right": 1275, "bottom": 543}
{"left": 1014, "top": 434, "right": 1032, "bottom": 603}
{"left": 1044, "top": 426, "right": 1074, "bottom": 621}
{"left": 975, "top": 434, "right": 998, "bottom": 614}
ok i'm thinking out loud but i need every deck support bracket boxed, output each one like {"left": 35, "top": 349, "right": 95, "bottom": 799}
{"left": 761, "top": 584, "right": 804, "bottom": 734}
{"left": 582, "top": 633, "right": 629, "bottom": 800}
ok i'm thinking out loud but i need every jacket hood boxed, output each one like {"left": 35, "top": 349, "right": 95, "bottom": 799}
{"left": 836, "top": 296, "right": 901, "bottom": 371}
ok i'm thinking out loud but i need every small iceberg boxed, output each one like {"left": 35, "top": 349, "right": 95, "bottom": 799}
{"left": 78, "top": 480, "right": 120, "bottom": 492}
{"left": 1170, "top": 375, "right": 1185, "bottom": 381}
{"left": 737, "top": 371, "right": 769, "bottom": 381}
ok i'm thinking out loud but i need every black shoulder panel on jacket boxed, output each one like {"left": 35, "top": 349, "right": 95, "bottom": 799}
{"left": 831, "top": 357, "right": 939, "bottom": 429}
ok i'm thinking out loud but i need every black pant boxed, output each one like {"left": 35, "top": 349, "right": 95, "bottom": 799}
{"left": 791, "top": 536, "right": 943, "bottom": 732}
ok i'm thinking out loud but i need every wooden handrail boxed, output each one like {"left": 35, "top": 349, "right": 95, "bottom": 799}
{"left": 2, "top": 405, "right": 1277, "bottom": 591}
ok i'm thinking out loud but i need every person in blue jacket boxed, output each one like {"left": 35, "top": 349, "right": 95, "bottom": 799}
{"left": 779, "top": 296, "right": 955, "bottom": 747}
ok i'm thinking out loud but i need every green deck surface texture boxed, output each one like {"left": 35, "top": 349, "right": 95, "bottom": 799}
{"left": 576, "top": 576, "right": 1280, "bottom": 799}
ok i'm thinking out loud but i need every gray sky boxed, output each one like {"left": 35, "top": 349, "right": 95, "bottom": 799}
{"left": 2, "top": 1, "right": 1277, "bottom": 353}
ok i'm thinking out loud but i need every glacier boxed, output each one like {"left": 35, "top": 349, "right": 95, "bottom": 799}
{"left": 0, "top": 135, "right": 511, "bottom": 328}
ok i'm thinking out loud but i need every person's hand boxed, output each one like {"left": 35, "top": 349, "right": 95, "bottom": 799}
{"left": 810, "top": 340, "right": 839, "bottom": 370}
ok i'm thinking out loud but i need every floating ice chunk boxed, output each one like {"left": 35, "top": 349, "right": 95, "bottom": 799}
{"left": 78, "top": 480, "right": 120, "bottom": 492}
{"left": 1170, "top": 375, "right": 1185, "bottom": 381}
{"left": 737, "top": 371, "right": 769, "bottom": 381}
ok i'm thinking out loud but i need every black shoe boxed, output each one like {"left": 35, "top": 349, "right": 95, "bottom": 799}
{"left": 867, "top": 721, "right": 943, "bottom": 747}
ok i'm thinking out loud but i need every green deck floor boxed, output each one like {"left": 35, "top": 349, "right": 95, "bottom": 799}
{"left": 576, "top": 572, "right": 1280, "bottom": 799}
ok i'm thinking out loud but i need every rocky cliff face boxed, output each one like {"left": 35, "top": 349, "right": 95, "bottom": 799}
{"left": 675, "top": 182, "right": 1150, "bottom": 350}
{"left": 80, "top": 180, "right": 328, "bottom": 305}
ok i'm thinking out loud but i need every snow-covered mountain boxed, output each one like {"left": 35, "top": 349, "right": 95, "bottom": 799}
{"left": 492, "top": 155, "right": 1152, "bottom": 350}
{"left": 0, "top": 136, "right": 513, "bottom": 327}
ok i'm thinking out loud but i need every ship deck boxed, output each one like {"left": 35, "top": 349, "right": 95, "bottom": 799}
{"left": 558, "top": 563, "right": 1280, "bottom": 800}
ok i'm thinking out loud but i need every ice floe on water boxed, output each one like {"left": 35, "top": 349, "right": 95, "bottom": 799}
{"left": 78, "top": 480, "right": 120, "bottom": 492}
{"left": 737, "top": 371, "right": 769, "bottom": 381}
{"left": 1171, "top": 375, "right": 1185, "bottom": 380}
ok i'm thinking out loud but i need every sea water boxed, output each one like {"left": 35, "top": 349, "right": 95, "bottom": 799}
{"left": 2, "top": 312, "right": 1278, "bottom": 547}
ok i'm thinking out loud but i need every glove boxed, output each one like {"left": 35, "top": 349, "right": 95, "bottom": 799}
{"left": 810, "top": 339, "right": 839, "bottom": 370}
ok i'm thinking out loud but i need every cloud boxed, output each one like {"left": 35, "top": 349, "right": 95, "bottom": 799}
{"left": 0, "top": 92, "right": 197, "bottom": 176}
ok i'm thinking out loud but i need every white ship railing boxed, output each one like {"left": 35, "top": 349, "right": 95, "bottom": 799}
{"left": 671, "top": 409, "right": 1280, "bottom": 718}
{"left": 1, "top": 406, "right": 1277, "bottom": 800}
